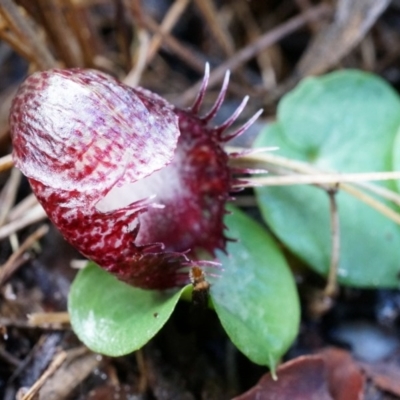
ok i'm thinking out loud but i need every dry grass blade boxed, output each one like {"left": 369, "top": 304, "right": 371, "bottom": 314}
{"left": 141, "top": 13, "right": 206, "bottom": 73}
{"left": 124, "top": 28, "right": 150, "bottom": 87}
{"left": 178, "top": 3, "right": 331, "bottom": 105}
{"left": 230, "top": 147, "right": 400, "bottom": 226}
{"left": 38, "top": 349, "right": 102, "bottom": 399}
{"left": 194, "top": 0, "right": 234, "bottom": 57}
{"left": 355, "top": 181, "right": 400, "bottom": 207}
{"left": 0, "top": 0, "right": 56, "bottom": 69}
{"left": 241, "top": 171, "right": 400, "bottom": 187}
{"left": 341, "top": 183, "right": 400, "bottom": 226}
{"left": 146, "top": 0, "right": 190, "bottom": 63}
{"left": 0, "top": 168, "right": 20, "bottom": 226}
{"left": 0, "top": 14, "right": 32, "bottom": 60}
{"left": 0, "top": 203, "right": 47, "bottom": 240}
{"left": 325, "top": 189, "right": 340, "bottom": 299}
{"left": 0, "top": 224, "right": 49, "bottom": 286}
{"left": 20, "top": 351, "right": 67, "bottom": 400}
{"left": 232, "top": 1, "right": 278, "bottom": 90}
{"left": 0, "top": 153, "right": 13, "bottom": 173}
{"left": 61, "top": 0, "right": 102, "bottom": 68}
{"left": 28, "top": 312, "right": 70, "bottom": 328}
{"left": 293, "top": 0, "right": 322, "bottom": 32}
{"left": 36, "top": 0, "right": 83, "bottom": 67}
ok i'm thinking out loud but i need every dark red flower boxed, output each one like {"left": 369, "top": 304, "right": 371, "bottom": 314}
{"left": 10, "top": 66, "right": 261, "bottom": 289}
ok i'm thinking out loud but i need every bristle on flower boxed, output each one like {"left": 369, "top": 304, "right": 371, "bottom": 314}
{"left": 219, "top": 108, "right": 264, "bottom": 142}
{"left": 190, "top": 63, "right": 210, "bottom": 114}
{"left": 189, "top": 64, "right": 262, "bottom": 144}
{"left": 201, "top": 70, "right": 230, "bottom": 122}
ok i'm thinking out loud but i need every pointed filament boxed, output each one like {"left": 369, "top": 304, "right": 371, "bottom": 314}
{"left": 220, "top": 108, "right": 264, "bottom": 142}
{"left": 213, "top": 96, "right": 249, "bottom": 138}
{"left": 201, "top": 70, "right": 230, "bottom": 122}
{"left": 190, "top": 63, "right": 210, "bottom": 115}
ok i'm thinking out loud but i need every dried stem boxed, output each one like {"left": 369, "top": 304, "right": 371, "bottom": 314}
{"left": 230, "top": 148, "right": 400, "bottom": 225}
{"left": 0, "top": 168, "right": 20, "bottom": 226}
{"left": 194, "top": 0, "right": 234, "bottom": 56}
{"left": 28, "top": 312, "right": 70, "bottom": 327}
{"left": 36, "top": 0, "right": 83, "bottom": 67}
{"left": 141, "top": 13, "right": 206, "bottom": 73}
{"left": 0, "top": 203, "right": 47, "bottom": 240}
{"left": 61, "top": 0, "right": 101, "bottom": 67}
{"left": 232, "top": 1, "right": 278, "bottom": 90}
{"left": 240, "top": 171, "right": 400, "bottom": 187}
{"left": 179, "top": 3, "right": 331, "bottom": 105}
{"left": 8, "top": 193, "right": 38, "bottom": 221}
{"left": 135, "top": 349, "right": 148, "bottom": 393}
{"left": 0, "top": 18, "right": 32, "bottom": 60}
{"left": 0, "top": 224, "right": 49, "bottom": 285}
{"left": 324, "top": 189, "right": 340, "bottom": 298}
{"left": 355, "top": 181, "right": 400, "bottom": 207}
{"left": 0, "top": 0, "right": 56, "bottom": 69}
{"left": 0, "top": 153, "right": 13, "bottom": 173}
{"left": 146, "top": 0, "right": 190, "bottom": 63}
{"left": 21, "top": 351, "right": 67, "bottom": 400}
{"left": 341, "top": 183, "right": 400, "bottom": 225}
{"left": 124, "top": 28, "right": 150, "bottom": 87}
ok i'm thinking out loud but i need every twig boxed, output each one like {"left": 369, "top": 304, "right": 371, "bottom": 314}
{"left": 178, "top": 3, "right": 331, "bottom": 105}
{"left": 230, "top": 147, "right": 400, "bottom": 225}
{"left": 0, "top": 168, "right": 20, "bottom": 226}
{"left": 194, "top": 0, "right": 234, "bottom": 56}
{"left": 293, "top": 0, "right": 322, "bottom": 32}
{"left": 21, "top": 351, "right": 67, "bottom": 400}
{"left": 0, "top": 224, "right": 49, "bottom": 286}
{"left": 325, "top": 189, "right": 340, "bottom": 298}
{"left": 8, "top": 194, "right": 39, "bottom": 221}
{"left": 0, "top": 317, "right": 32, "bottom": 328}
{"left": 231, "top": 148, "right": 400, "bottom": 204}
{"left": 28, "top": 312, "right": 70, "bottom": 328}
{"left": 62, "top": 0, "right": 102, "bottom": 68}
{"left": 37, "top": 0, "right": 83, "bottom": 67}
{"left": 124, "top": 28, "right": 150, "bottom": 87}
{"left": 239, "top": 171, "right": 400, "bottom": 187}
{"left": 0, "top": 347, "right": 21, "bottom": 367}
{"left": 0, "top": 203, "right": 47, "bottom": 240}
{"left": 0, "top": 153, "right": 13, "bottom": 173}
{"left": 232, "top": 1, "right": 278, "bottom": 90}
{"left": 146, "top": 0, "right": 190, "bottom": 63}
{"left": 341, "top": 183, "right": 400, "bottom": 225}
{"left": 0, "top": 18, "right": 32, "bottom": 60}
{"left": 0, "top": 0, "right": 56, "bottom": 69}
{"left": 355, "top": 181, "right": 400, "bottom": 207}
{"left": 141, "top": 13, "right": 206, "bottom": 73}
{"left": 136, "top": 349, "right": 148, "bottom": 393}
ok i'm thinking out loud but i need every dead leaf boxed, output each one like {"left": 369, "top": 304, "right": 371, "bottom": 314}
{"left": 320, "top": 347, "right": 365, "bottom": 400}
{"left": 233, "top": 355, "right": 333, "bottom": 400}
{"left": 360, "top": 351, "right": 400, "bottom": 396}
{"left": 234, "top": 349, "right": 364, "bottom": 400}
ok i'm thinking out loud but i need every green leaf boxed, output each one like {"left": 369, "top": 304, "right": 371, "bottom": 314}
{"left": 69, "top": 262, "right": 185, "bottom": 356}
{"left": 255, "top": 70, "right": 400, "bottom": 287}
{"left": 210, "top": 206, "right": 300, "bottom": 370}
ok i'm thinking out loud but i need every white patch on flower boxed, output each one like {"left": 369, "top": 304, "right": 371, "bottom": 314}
{"left": 95, "top": 152, "right": 185, "bottom": 213}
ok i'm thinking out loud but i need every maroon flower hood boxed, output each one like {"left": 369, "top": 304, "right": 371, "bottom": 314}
{"left": 10, "top": 67, "right": 260, "bottom": 289}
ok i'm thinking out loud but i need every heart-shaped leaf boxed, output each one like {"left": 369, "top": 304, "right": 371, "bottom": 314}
{"left": 255, "top": 70, "right": 400, "bottom": 287}
{"left": 69, "top": 262, "right": 185, "bottom": 356}
{"left": 210, "top": 206, "right": 300, "bottom": 371}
